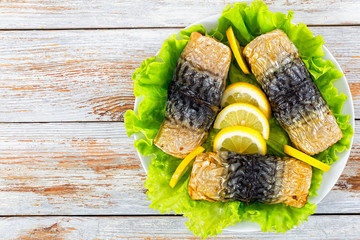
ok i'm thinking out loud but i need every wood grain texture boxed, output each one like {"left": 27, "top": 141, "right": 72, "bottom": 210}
{"left": 0, "top": 26, "right": 358, "bottom": 122}
{"left": 0, "top": 121, "right": 356, "bottom": 215}
{"left": 0, "top": 0, "right": 359, "bottom": 29}
{"left": 1, "top": 215, "right": 360, "bottom": 239}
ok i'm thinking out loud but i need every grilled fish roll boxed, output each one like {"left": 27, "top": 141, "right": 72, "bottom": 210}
{"left": 189, "top": 152, "right": 312, "bottom": 208}
{"left": 154, "top": 32, "right": 231, "bottom": 158}
{"left": 243, "top": 29, "right": 342, "bottom": 155}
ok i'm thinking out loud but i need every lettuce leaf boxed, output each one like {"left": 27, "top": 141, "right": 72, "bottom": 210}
{"left": 125, "top": 1, "right": 353, "bottom": 238}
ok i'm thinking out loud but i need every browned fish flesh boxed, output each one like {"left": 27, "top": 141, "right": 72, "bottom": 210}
{"left": 154, "top": 32, "right": 231, "bottom": 158}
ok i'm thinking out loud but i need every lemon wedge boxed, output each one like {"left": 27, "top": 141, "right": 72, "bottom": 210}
{"left": 226, "top": 26, "right": 250, "bottom": 74}
{"left": 213, "top": 126, "right": 267, "bottom": 155}
{"left": 221, "top": 82, "right": 271, "bottom": 118}
{"left": 284, "top": 145, "right": 331, "bottom": 172}
{"left": 169, "top": 146, "right": 205, "bottom": 188}
{"left": 214, "top": 103, "right": 269, "bottom": 139}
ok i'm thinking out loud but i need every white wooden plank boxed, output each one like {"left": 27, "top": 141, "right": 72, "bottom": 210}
{"left": 310, "top": 27, "right": 360, "bottom": 119}
{"left": 0, "top": 26, "right": 358, "bottom": 122}
{"left": 0, "top": 28, "right": 175, "bottom": 122}
{"left": 0, "top": 122, "right": 153, "bottom": 215}
{"left": 317, "top": 144, "right": 360, "bottom": 214}
{"left": 0, "top": 122, "right": 357, "bottom": 215}
{"left": 0, "top": 0, "right": 358, "bottom": 29}
{"left": 2, "top": 215, "right": 360, "bottom": 239}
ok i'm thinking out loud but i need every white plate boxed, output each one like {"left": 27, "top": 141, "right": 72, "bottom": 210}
{"left": 134, "top": 14, "right": 355, "bottom": 232}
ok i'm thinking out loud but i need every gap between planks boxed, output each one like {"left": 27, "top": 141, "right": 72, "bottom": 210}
{"left": 0, "top": 121, "right": 123, "bottom": 124}
{"left": 0, "top": 213, "right": 358, "bottom": 217}
{"left": 0, "top": 119, "right": 358, "bottom": 123}
{"left": 0, "top": 23, "right": 359, "bottom": 31}
{"left": 0, "top": 27, "right": 184, "bottom": 31}
{"left": 0, "top": 0, "right": 359, "bottom": 29}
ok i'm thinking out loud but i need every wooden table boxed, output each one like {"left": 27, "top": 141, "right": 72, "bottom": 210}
{"left": 0, "top": 1, "right": 358, "bottom": 239}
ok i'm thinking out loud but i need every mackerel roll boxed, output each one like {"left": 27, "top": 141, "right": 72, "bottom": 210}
{"left": 154, "top": 32, "right": 231, "bottom": 159}
{"left": 243, "top": 29, "right": 342, "bottom": 155}
{"left": 188, "top": 152, "right": 312, "bottom": 208}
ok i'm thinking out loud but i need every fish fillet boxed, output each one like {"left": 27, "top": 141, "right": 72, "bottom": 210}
{"left": 154, "top": 32, "right": 231, "bottom": 158}
{"left": 188, "top": 152, "right": 312, "bottom": 208}
{"left": 243, "top": 29, "right": 342, "bottom": 155}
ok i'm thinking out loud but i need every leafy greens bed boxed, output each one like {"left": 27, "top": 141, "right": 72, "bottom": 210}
{"left": 124, "top": 1, "right": 353, "bottom": 238}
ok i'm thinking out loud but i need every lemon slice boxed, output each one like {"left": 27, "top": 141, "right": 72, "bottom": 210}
{"left": 213, "top": 126, "right": 266, "bottom": 155}
{"left": 221, "top": 82, "right": 271, "bottom": 119}
{"left": 169, "top": 146, "right": 205, "bottom": 188}
{"left": 226, "top": 26, "right": 250, "bottom": 74}
{"left": 284, "top": 145, "right": 331, "bottom": 172}
{"left": 214, "top": 103, "right": 269, "bottom": 139}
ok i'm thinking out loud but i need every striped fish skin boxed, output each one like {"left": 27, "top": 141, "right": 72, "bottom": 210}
{"left": 223, "top": 152, "right": 283, "bottom": 203}
{"left": 188, "top": 152, "right": 312, "bottom": 208}
{"left": 166, "top": 82, "right": 218, "bottom": 130}
{"left": 154, "top": 32, "right": 231, "bottom": 159}
{"left": 263, "top": 57, "right": 327, "bottom": 127}
{"left": 172, "top": 59, "right": 225, "bottom": 107}
{"left": 243, "top": 29, "right": 342, "bottom": 155}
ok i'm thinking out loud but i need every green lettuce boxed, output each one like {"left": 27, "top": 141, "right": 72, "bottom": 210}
{"left": 125, "top": 1, "right": 353, "bottom": 238}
